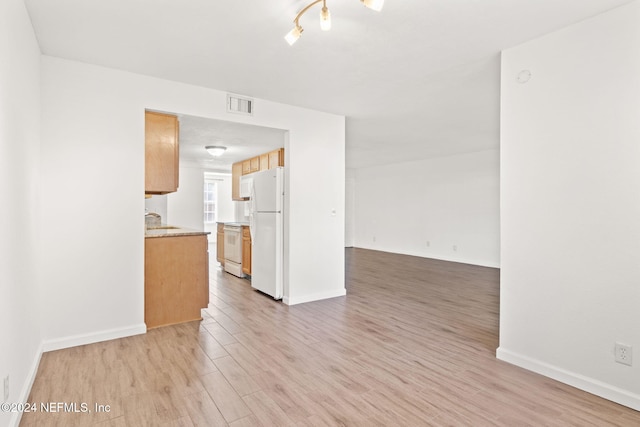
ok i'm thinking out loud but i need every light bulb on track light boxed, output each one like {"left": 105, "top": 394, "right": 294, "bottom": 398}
{"left": 361, "top": 0, "right": 384, "bottom": 12}
{"left": 285, "top": 24, "right": 303, "bottom": 45}
{"left": 285, "top": 0, "right": 383, "bottom": 45}
{"left": 320, "top": 5, "right": 331, "bottom": 31}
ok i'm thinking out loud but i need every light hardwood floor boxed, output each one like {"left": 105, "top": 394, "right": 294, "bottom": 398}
{"left": 20, "top": 248, "right": 639, "bottom": 426}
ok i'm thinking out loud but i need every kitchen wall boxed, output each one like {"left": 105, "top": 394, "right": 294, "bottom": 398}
{"left": 499, "top": 0, "right": 640, "bottom": 409}
{"left": 0, "top": 1, "right": 43, "bottom": 426}
{"left": 38, "top": 55, "right": 345, "bottom": 351}
{"left": 146, "top": 171, "right": 234, "bottom": 230}
{"left": 208, "top": 173, "right": 234, "bottom": 223}
{"left": 145, "top": 195, "right": 167, "bottom": 221}
{"left": 167, "top": 166, "right": 206, "bottom": 230}
{"left": 166, "top": 167, "right": 235, "bottom": 241}
{"left": 351, "top": 149, "right": 500, "bottom": 268}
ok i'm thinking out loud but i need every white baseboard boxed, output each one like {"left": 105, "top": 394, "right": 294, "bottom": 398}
{"left": 9, "top": 342, "right": 44, "bottom": 427}
{"left": 284, "top": 288, "right": 346, "bottom": 306}
{"left": 42, "top": 323, "right": 147, "bottom": 352}
{"left": 497, "top": 347, "right": 640, "bottom": 411}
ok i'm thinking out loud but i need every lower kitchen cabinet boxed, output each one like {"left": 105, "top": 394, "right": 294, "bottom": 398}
{"left": 145, "top": 234, "right": 209, "bottom": 329}
{"left": 216, "top": 223, "right": 225, "bottom": 265}
{"left": 242, "top": 226, "right": 251, "bottom": 275}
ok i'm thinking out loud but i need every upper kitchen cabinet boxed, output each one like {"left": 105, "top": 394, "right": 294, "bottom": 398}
{"left": 260, "top": 153, "right": 269, "bottom": 171}
{"left": 241, "top": 159, "right": 251, "bottom": 175}
{"left": 232, "top": 148, "right": 284, "bottom": 201}
{"left": 250, "top": 156, "right": 260, "bottom": 173}
{"left": 242, "top": 157, "right": 260, "bottom": 175}
{"left": 232, "top": 161, "right": 244, "bottom": 201}
{"left": 145, "top": 111, "right": 179, "bottom": 194}
{"left": 269, "top": 148, "right": 284, "bottom": 169}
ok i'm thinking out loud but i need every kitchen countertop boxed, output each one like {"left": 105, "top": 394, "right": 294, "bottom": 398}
{"left": 145, "top": 225, "right": 211, "bottom": 238}
{"left": 221, "top": 222, "right": 249, "bottom": 227}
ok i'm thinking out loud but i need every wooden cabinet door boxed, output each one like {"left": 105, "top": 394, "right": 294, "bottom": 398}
{"left": 268, "top": 148, "right": 283, "bottom": 169}
{"left": 250, "top": 156, "right": 260, "bottom": 173}
{"left": 232, "top": 162, "right": 243, "bottom": 201}
{"left": 242, "top": 160, "right": 251, "bottom": 175}
{"left": 145, "top": 111, "right": 179, "bottom": 194}
{"left": 259, "top": 153, "right": 269, "bottom": 171}
{"left": 242, "top": 226, "right": 251, "bottom": 275}
{"left": 201, "top": 237, "right": 210, "bottom": 308}
{"left": 145, "top": 234, "right": 209, "bottom": 329}
{"left": 216, "top": 223, "right": 225, "bottom": 265}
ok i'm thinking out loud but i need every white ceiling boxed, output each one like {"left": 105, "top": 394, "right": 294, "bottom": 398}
{"left": 24, "top": 0, "right": 633, "bottom": 169}
{"left": 177, "top": 114, "right": 286, "bottom": 172}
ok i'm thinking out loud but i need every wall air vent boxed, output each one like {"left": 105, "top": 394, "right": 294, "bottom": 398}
{"left": 227, "top": 94, "right": 254, "bottom": 116}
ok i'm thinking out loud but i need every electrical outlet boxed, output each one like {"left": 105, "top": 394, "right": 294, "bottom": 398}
{"left": 615, "top": 343, "right": 632, "bottom": 366}
{"left": 373, "top": 236, "right": 376, "bottom": 242}
{"left": 453, "top": 245, "right": 457, "bottom": 251}
{"left": 3, "top": 375, "right": 8, "bottom": 403}
{"left": 426, "top": 241, "right": 430, "bottom": 247}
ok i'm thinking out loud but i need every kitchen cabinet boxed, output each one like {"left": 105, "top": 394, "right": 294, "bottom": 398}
{"left": 145, "top": 234, "right": 209, "bottom": 329}
{"left": 260, "top": 153, "right": 269, "bottom": 171}
{"left": 145, "top": 111, "right": 179, "bottom": 194}
{"left": 232, "top": 149, "right": 284, "bottom": 201}
{"left": 232, "top": 162, "right": 244, "bottom": 201}
{"left": 250, "top": 156, "right": 260, "bottom": 173}
{"left": 268, "top": 148, "right": 284, "bottom": 169}
{"left": 242, "top": 157, "right": 260, "bottom": 174}
{"left": 242, "top": 226, "right": 251, "bottom": 275}
{"left": 242, "top": 159, "right": 251, "bottom": 175}
{"left": 216, "top": 223, "right": 225, "bottom": 265}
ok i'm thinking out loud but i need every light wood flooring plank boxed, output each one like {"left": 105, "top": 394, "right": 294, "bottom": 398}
{"left": 200, "top": 371, "right": 252, "bottom": 423}
{"left": 212, "top": 356, "right": 262, "bottom": 397}
{"left": 180, "top": 391, "right": 227, "bottom": 426}
{"left": 19, "top": 248, "right": 640, "bottom": 426}
{"left": 242, "top": 390, "right": 295, "bottom": 426}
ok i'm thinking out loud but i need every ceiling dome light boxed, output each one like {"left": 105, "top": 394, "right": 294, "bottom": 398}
{"left": 361, "top": 0, "right": 384, "bottom": 12}
{"left": 205, "top": 145, "right": 227, "bottom": 157}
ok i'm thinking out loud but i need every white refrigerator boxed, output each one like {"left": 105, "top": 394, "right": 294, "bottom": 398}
{"left": 248, "top": 167, "right": 283, "bottom": 299}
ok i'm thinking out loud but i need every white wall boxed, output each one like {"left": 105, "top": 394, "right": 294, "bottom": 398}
{"left": 145, "top": 194, "right": 167, "bottom": 221}
{"left": 40, "top": 59, "right": 147, "bottom": 349}
{"left": 499, "top": 1, "right": 640, "bottom": 410}
{"left": 352, "top": 149, "right": 500, "bottom": 267}
{"left": 210, "top": 174, "right": 234, "bottom": 223}
{"left": 345, "top": 169, "right": 356, "bottom": 247}
{"left": 147, "top": 171, "right": 234, "bottom": 231}
{"left": 39, "top": 56, "right": 345, "bottom": 350}
{"left": 167, "top": 166, "right": 206, "bottom": 230}
{"left": 234, "top": 200, "right": 251, "bottom": 224}
{"left": 203, "top": 172, "right": 234, "bottom": 241}
{"left": 0, "top": 1, "right": 43, "bottom": 426}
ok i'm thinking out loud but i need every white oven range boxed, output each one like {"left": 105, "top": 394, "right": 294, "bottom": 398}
{"left": 223, "top": 224, "right": 244, "bottom": 277}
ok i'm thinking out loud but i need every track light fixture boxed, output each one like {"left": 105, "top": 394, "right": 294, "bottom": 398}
{"left": 285, "top": 0, "right": 384, "bottom": 45}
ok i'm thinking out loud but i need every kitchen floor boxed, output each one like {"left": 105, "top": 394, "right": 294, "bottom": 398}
{"left": 20, "top": 249, "right": 639, "bottom": 426}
